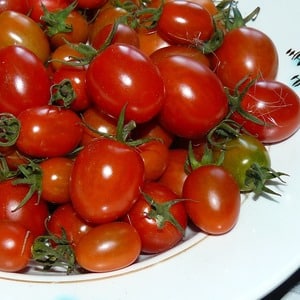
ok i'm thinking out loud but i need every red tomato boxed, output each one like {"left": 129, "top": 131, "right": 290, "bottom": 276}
{"left": 86, "top": 43, "right": 165, "bottom": 123}
{"left": 210, "top": 27, "right": 278, "bottom": 90}
{"left": 16, "top": 105, "right": 83, "bottom": 158}
{"left": 231, "top": 80, "right": 300, "bottom": 144}
{"left": 0, "top": 45, "right": 51, "bottom": 116}
{"left": 0, "top": 10, "right": 50, "bottom": 62}
{"left": 182, "top": 165, "right": 241, "bottom": 235}
{"left": 156, "top": 55, "right": 228, "bottom": 138}
{"left": 70, "top": 138, "right": 145, "bottom": 224}
{"left": 40, "top": 157, "right": 74, "bottom": 204}
{"left": 157, "top": 0, "right": 214, "bottom": 45}
{"left": 75, "top": 222, "right": 141, "bottom": 272}
{"left": 125, "top": 182, "right": 187, "bottom": 254}
{"left": 0, "top": 220, "right": 33, "bottom": 272}
{"left": 0, "top": 179, "right": 49, "bottom": 237}
{"left": 0, "top": 0, "right": 30, "bottom": 14}
{"left": 47, "top": 203, "right": 94, "bottom": 247}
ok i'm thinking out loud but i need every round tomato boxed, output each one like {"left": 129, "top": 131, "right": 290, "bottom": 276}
{"left": 0, "top": 0, "right": 30, "bottom": 14}
{"left": 86, "top": 43, "right": 165, "bottom": 123}
{"left": 16, "top": 105, "right": 83, "bottom": 158}
{"left": 0, "top": 220, "right": 33, "bottom": 272}
{"left": 75, "top": 222, "right": 141, "bottom": 272}
{"left": 70, "top": 138, "right": 145, "bottom": 224}
{"left": 0, "top": 45, "right": 51, "bottom": 116}
{"left": 125, "top": 182, "right": 187, "bottom": 254}
{"left": 183, "top": 165, "right": 241, "bottom": 235}
{"left": 231, "top": 80, "right": 300, "bottom": 144}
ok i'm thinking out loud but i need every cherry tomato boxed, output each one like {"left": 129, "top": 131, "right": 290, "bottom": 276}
{"left": 125, "top": 182, "right": 187, "bottom": 254}
{"left": 156, "top": 55, "right": 228, "bottom": 138}
{"left": 231, "top": 80, "right": 300, "bottom": 144}
{"left": 86, "top": 43, "right": 165, "bottom": 123}
{"left": 0, "top": 0, "right": 30, "bottom": 14}
{"left": 210, "top": 27, "right": 278, "bottom": 90}
{"left": 70, "top": 138, "right": 145, "bottom": 224}
{"left": 0, "top": 220, "right": 33, "bottom": 272}
{"left": 0, "top": 45, "right": 51, "bottom": 116}
{"left": 16, "top": 105, "right": 83, "bottom": 158}
{"left": 75, "top": 222, "right": 141, "bottom": 272}
{"left": 183, "top": 165, "right": 241, "bottom": 235}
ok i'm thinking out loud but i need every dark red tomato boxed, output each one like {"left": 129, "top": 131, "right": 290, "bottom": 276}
{"left": 157, "top": 0, "right": 214, "bottom": 45}
{"left": 210, "top": 27, "right": 278, "bottom": 90}
{"left": 182, "top": 165, "right": 241, "bottom": 235}
{"left": 157, "top": 55, "right": 228, "bottom": 138}
{"left": 0, "top": 179, "right": 49, "bottom": 237}
{"left": 75, "top": 222, "right": 141, "bottom": 272}
{"left": 0, "top": 10, "right": 50, "bottom": 62}
{"left": 0, "top": 45, "right": 51, "bottom": 116}
{"left": 86, "top": 43, "right": 165, "bottom": 123}
{"left": 92, "top": 23, "right": 140, "bottom": 50}
{"left": 125, "top": 182, "right": 187, "bottom": 254}
{"left": 77, "top": 0, "right": 108, "bottom": 9}
{"left": 70, "top": 138, "right": 145, "bottom": 224}
{"left": 47, "top": 203, "right": 94, "bottom": 247}
{"left": 16, "top": 105, "right": 83, "bottom": 158}
{"left": 158, "top": 149, "right": 188, "bottom": 197}
{"left": 0, "top": 0, "right": 30, "bottom": 14}
{"left": 137, "top": 140, "right": 169, "bottom": 182}
{"left": 1, "top": 146, "right": 29, "bottom": 171}
{"left": 52, "top": 68, "right": 91, "bottom": 112}
{"left": 80, "top": 106, "right": 117, "bottom": 146}
{"left": 0, "top": 220, "right": 33, "bottom": 272}
{"left": 231, "top": 80, "right": 300, "bottom": 144}
{"left": 40, "top": 157, "right": 74, "bottom": 204}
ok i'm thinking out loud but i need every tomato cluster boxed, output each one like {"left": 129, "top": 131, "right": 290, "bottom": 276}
{"left": 0, "top": 0, "right": 299, "bottom": 274}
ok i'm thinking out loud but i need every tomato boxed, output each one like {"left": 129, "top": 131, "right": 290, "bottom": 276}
{"left": 158, "top": 149, "right": 188, "bottom": 197}
{"left": 70, "top": 138, "right": 145, "bottom": 224}
{"left": 125, "top": 182, "right": 187, "bottom": 253}
{"left": 216, "top": 134, "right": 271, "bottom": 192}
{"left": 75, "top": 222, "right": 141, "bottom": 272}
{"left": 0, "top": 45, "right": 51, "bottom": 116}
{"left": 137, "top": 140, "right": 169, "bottom": 182}
{"left": 210, "top": 27, "right": 278, "bottom": 90}
{"left": 40, "top": 157, "right": 74, "bottom": 204}
{"left": 231, "top": 80, "right": 300, "bottom": 144}
{"left": 0, "top": 179, "right": 49, "bottom": 237}
{"left": 16, "top": 105, "right": 83, "bottom": 158}
{"left": 77, "top": 0, "right": 108, "bottom": 9}
{"left": 0, "top": 10, "right": 50, "bottom": 62}
{"left": 1, "top": 146, "right": 29, "bottom": 171}
{"left": 47, "top": 203, "right": 93, "bottom": 247}
{"left": 86, "top": 43, "right": 165, "bottom": 123}
{"left": 0, "top": 220, "right": 33, "bottom": 272}
{"left": 183, "top": 165, "right": 241, "bottom": 235}
{"left": 157, "top": 0, "right": 214, "bottom": 45}
{"left": 156, "top": 55, "right": 228, "bottom": 138}
{"left": 0, "top": 0, "right": 30, "bottom": 14}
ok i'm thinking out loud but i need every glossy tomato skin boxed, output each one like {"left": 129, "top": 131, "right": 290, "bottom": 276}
{"left": 156, "top": 55, "right": 228, "bottom": 138}
{"left": 86, "top": 43, "right": 165, "bottom": 123}
{"left": 16, "top": 105, "right": 83, "bottom": 158}
{"left": 231, "top": 80, "right": 300, "bottom": 144}
{"left": 0, "top": 220, "right": 34, "bottom": 272}
{"left": 0, "top": 10, "right": 50, "bottom": 62}
{"left": 183, "top": 165, "right": 241, "bottom": 235}
{"left": 75, "top": 222, "right": 141, "bottom": 272}
{"left": 125, "top": 182, "right": 187, "bottom": 254}
{"left": 210, "top": 27, "right": 278, "bottom": 90}
{"left": 157, "top": 0, "right": 214, "bottom": 45}
{"left": 0, "top": 0, "right": 30, "bottom": 14}
{"left": 70, "top": 138, "right": 145, "bottom": 224}
{"left": 0, "top": 180, "right": 49, "bottom": 237}
{"left": 0, "top": 45, "right": 51, "bottom": 116}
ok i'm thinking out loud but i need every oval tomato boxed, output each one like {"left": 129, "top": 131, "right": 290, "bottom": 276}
{"left": 75, "top": 222, "right": 141, "bottom": 272}
{"left": 183, "top": 165, "right": 241, "bottom": 235}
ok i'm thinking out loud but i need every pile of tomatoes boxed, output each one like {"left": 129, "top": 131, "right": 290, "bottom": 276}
{"left": 0, "top": 0, "right": 299, "bottom": 274}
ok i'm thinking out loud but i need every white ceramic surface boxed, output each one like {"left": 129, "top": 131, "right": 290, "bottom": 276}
{"left": 1, "top": 1, "right": 299, "bottom": 299}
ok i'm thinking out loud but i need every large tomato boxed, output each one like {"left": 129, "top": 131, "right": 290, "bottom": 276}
{"left": 0, "top": 45, "right": 51, "bottom": 116}
{"left": 70, "top": 138, "right": 145, "bottom": 224}
{"left": 86, "top": 43, "right": 165, "bottom": 123}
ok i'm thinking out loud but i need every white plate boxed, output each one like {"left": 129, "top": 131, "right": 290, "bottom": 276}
{"left": 1, "top": 1, "right": 299, "bottom": 299}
